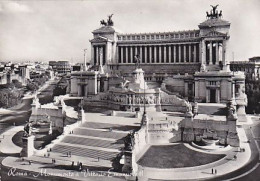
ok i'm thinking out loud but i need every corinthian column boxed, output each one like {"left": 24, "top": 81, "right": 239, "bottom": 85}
{"left": 194, "top": 44, "right": 197, "bottom": 63}
{"left": 184, "top": 45, "right": 187, "bottom": 63}
{"left": 154, "top": 46, "right": 157, "bottom": 63}
{"left": 125, "top": 46, "right": 128, "bottom": 63}
{"left": 130, "top": 46, "right": 133, "bottom": 63}
{"left": 216, "top": 42, "right": 219, "bottom": 65}
{"left": 159, "top": 46, "right": 162, "bottom": 63}
{"left": 209, "top": 41, "right": 213, "bottom": 65}
{"left": 149, "top": 46, "right": 152, "bottom": 63}
{"left": 140, "top": 46, "right": 143, "bottom": 63}
{"left": 144, "top": 46, "right": 147, "bottom": 63}
{"left": 121, "top": 47, "right": 124, "bottom": 64}
{"left": 189, "top": 44, "right": 191, "bottom": 63}
{"left": 174, "top": 45, "right": 176, "bottom": 63}
{"left": 178, "top": 45, "right": 181, "bottom": 62}
{"left": 169, "top": 45, "right": 172, "bottom": 63}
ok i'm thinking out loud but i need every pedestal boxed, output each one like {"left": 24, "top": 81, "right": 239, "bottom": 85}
{"left": 21, "top": 135, "right": 35, "bottom": 157}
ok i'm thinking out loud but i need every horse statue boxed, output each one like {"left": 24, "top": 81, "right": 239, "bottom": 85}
{"left": 210, "top": 4, "right": 219, "bottom": 15}
{"left": 219, "top": 10, "right": 222, "bottom": 18}
{"left": 100, "top": 19, "right": 107, "bottom": 26}
{"left": 206, "top": 11, "right": 211, "bottom": 19}
{"left": 107, "top": 14, "right": 114, "bottom": 26}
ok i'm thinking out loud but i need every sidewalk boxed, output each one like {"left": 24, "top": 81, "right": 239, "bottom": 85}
{"left": 0, "top": 126, "right": 23, "bottom": 154}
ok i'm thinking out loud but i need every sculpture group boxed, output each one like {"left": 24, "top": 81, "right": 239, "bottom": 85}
{"left": 100, "top": 14, "right": 114, "bottom": 26}
{"left": 206, "top": 5, "right": 222, "bottom": 19}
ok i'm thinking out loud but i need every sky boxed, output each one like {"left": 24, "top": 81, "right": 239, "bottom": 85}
{"left": 0, "top": 0, "right": 259, "bottom": 63}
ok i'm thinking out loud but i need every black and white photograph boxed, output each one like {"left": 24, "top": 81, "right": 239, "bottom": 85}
{"left": 0, "top": 0, "right": 259, "bottom": 180}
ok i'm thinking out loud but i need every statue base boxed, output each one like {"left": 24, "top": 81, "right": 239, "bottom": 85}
{"left": 21, "top": 135, "right": 35, "bottom": 157}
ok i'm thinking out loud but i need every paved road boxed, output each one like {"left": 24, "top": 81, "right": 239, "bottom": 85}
{"left": 232, "top": 116, "right": 260, "bottom": 181}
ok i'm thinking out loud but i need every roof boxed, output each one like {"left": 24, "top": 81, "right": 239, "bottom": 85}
{"left": 199, "top": 18, "right": 230, "bottom": 28}
{"left": 92, "top": 25, "right": 122, "bottom": 34}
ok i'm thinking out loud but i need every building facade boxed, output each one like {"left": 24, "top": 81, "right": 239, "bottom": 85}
{"left": 49, "top": 61, "right": 71, "bottom": 75}
{"left": 230, "top": 57, "right": 260, "bottom": 80}
{"left": 90, "top": 7, "right": 230, "bottom": 78}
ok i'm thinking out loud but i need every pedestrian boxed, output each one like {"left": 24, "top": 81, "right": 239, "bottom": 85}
{"left": 211, "top": 168, "right": 214, "bottom": 174}
{"left": 71, "top": 161, "right": 74, "bottom": 168}
{"left": 29, "top": 160, "right": 31, "bottom": 165}
{"left": 166, "top": 117, "right": 167, "bottom": 120}
{"left": 215, "top": 169, "right": 217, "bottom": 174}
{"left": 97, "top": 157, "right": 99, "bottom": 162}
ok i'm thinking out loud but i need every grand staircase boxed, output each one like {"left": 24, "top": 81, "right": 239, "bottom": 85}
{"left": 51, "top": 121, "right": 131, "bottom": 163}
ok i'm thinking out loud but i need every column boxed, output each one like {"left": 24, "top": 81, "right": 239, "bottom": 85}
{"left": 216, "top": 42, "right": 219, "bottom": 65}
{"left": 125, "top": 46, "right": 128, "bottom": 63}
{"left": 174, "top": 45, "right": 176, "bottom": 63}
{"left": 159, "top": 46, "right": 162, "bottom": 63}
{"left": 144, "top": 46, "right": 147, "bottom": 63}
{"left": 140, "top": 46, "right": 143, "bottom": 63}
{"left": 164, "top": 45, "right": 167, "bottom": 63}
{"left": 201, "top": 40, "right": 206, "bottom": 65}
{"left": 184, "top": 45, "right": 187, "bottom": 63}
{"left": 209, "top": 41, "right": 213, "bottom": 65}
{"left": 189, "top": 44, "right": 191, "bottom": 63}
{"left": 222, "top": 40, "right": 226, "bottom": 66}
{"left": 91, "top": 45, "right": 95, "bottom": 65}
{"left": 178, "top": 45, "right": 181, "bottom": 62}
{"left": 120, "top": 47, "right": 124, "bottom": 64}
{"left": 154, "top": 46, "right": 157, "bottom": 63}
{"left": 135, "top": 46, "right": 138, "bottom": 57}
{"left": 130, "top": 46, "right": 133, "bottom": 63}
{"left": 169, "top": 45, "right": 172, "bottom": 63}
{"left": 194, "top": 44, "right": 197, "bottom": 63}
{"left": 149, "top": 46, "right": 152, "bottom": 63}
{"left": 100, "top": 47, "right": 103, "bottom": 65}
{"left": 96, "top": 47, "right": 99, "bottom": 65}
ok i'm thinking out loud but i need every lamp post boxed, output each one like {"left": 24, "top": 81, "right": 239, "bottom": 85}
{"left": 83, "top": 49, "right": 87, "bottom": 71}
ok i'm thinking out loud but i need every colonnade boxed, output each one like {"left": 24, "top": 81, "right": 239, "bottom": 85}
{"left": 118, "top": 43, "right": 200, "bottom": 64}
{"left": 204, "top": 41, "right": 224, "bottom": 65}
{"left": 93, "top": 45, "right": 106, "bottom": 65}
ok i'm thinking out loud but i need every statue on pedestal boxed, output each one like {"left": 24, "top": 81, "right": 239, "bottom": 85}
{"left": 24, "top": 122, "right": 32, "bottom": 137}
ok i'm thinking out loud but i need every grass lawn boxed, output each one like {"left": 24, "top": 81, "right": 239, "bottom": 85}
{"left": 138, "top": 144, "right": 225, "bottom": 168}
{"left": 12, "top": 131, "right": 24, "bottom": 147}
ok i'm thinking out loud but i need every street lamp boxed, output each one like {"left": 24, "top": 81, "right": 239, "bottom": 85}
{"left": 83, "top": 49, "right": 87, "bottom": 71}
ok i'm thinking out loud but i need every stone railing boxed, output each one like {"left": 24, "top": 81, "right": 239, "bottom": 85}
{"left": 132, "top": 126, "right": 147, "bottom": 174}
